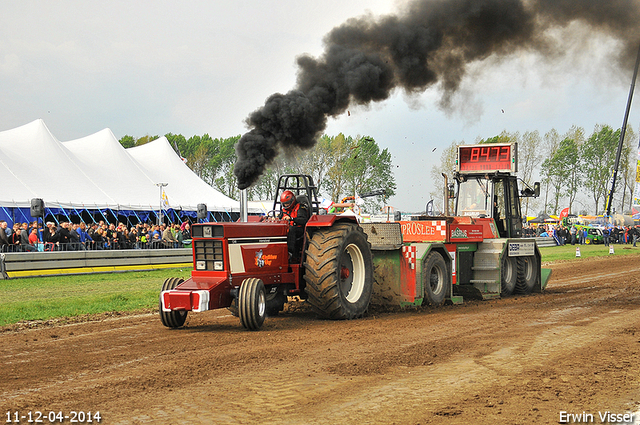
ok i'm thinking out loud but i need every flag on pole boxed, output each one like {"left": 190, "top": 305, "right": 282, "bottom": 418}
{"left": 162, "top": 188, "right": 170, "bottom": 209}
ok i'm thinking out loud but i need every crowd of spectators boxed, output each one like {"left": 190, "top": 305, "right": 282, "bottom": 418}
{"left": 0, "top": 220, "right": 193, "bottom": 252}
{"left": 523, "top": 223, "right": 640, "bottom": 247}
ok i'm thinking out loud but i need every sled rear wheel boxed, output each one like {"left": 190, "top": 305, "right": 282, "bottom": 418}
{"left": 515, "top": 255, "right": 538, "bottom": 294}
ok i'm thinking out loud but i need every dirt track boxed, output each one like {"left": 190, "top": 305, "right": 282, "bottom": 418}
{"left": 2, "top": 254, "right": 640, "bottom": 424}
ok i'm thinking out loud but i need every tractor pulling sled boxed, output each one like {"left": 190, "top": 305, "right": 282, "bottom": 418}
{"left": 160, "top": 142, "right": 551, "bottom": 330}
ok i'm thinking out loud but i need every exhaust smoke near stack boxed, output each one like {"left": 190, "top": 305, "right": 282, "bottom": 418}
{"left": 234, "top": 0, "right": 640, "bottom": 190}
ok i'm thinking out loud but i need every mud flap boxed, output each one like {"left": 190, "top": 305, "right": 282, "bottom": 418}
{"left": 537, "top": 268, "right": 552, "bottom": 293}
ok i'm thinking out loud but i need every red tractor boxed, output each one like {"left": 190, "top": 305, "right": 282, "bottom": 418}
{"left": 160, "top": 175, "right": 374, "bottom": 330}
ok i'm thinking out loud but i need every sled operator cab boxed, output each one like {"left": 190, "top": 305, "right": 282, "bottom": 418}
{"left": 454, "top": 143, "right": 540, "bottom": 238}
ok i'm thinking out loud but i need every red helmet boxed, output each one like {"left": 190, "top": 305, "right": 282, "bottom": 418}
{"left": 280, "top": 190, "right": 296, "bottom": 210}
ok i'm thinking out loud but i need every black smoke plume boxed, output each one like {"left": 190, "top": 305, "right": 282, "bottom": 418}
{"left": 234, "top": 0, "right": 640, "bottom": 189}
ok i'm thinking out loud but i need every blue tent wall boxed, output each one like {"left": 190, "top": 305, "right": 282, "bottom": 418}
{"left": 0, "top": 206, "right": 236, "bottom": 228}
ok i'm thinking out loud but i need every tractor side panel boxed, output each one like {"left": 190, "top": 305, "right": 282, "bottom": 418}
{"left": 398, "top": 220, "right": 447, "bottom": 243}
{"left": 227, "top": 241, "right": 288, "bottom": 274}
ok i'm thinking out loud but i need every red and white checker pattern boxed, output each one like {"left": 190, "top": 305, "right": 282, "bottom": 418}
{"left": 402, "top": 245, "right": 417, "bottom": 269}
{"left": 435, "top": 221, "right": 446, "bottom": 237}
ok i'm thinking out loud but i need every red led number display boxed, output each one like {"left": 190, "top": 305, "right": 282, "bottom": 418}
{"left": 458, "top": 145, "right": 512, "bottom": 172}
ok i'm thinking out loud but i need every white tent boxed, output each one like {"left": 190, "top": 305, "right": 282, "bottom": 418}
{"left": 62, "top": 128, "right": 160, "bottom": 209}
{"left": 0, "top": 119, "right": 246, "bottom": 224}
{"left": 126, "top": 137, "right": 238, "bottom": 212}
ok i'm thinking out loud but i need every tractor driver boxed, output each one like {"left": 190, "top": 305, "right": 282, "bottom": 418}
{"left": 279, "top": 190, "right": 309, "bottom": 262}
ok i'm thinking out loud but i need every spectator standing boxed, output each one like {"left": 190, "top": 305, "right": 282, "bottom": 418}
{"left": 603, "top": 227, "right": 610, "bottom": 246}
{"left": 0, "top": 221, "right": 9, "bottom": 251}
{"left": 174, "top": 223, "right": 184, "bottom": 246}
{"left": 93, "top": 228, "right": 106, "bottom": 250}
{"left": 69, "top": 223, "right": 82, "bottom": 250}
{"left": 128, "top": 227, "right": 139, "bottom": 249}
{"left": 570, "top": 225, "right": 577, "bottom": 245}
{"left": 78, "top": 222, "right": 94, "bottom": 250}
{"left": 138, "top": 230, "right": 148, "bottom": 249}
{"left": 28, "top": 228, "right": 40, "bottom": 251}
{"left": 87, "top": 223, "right": 98, "bottom": 241}
{"left": 20, "top": 223, "right": 36, "bottom": 252}
{"left": 10, "top": 223, "right": 21, "bottom": 248}
{"left": 182, "top": 222, "right": 191, "bottom": 240}
{"left": 162, "top": 223, "right": 178, "bottom": 248}
{"left": 58, "top": 222, "right": 71, "bottom": 250}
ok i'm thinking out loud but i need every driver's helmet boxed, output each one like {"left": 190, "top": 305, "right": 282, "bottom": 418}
{"left": 280, "top": 190, "right": 296, "bottom": 210}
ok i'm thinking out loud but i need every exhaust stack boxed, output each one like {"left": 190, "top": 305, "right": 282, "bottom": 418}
{"left": 240, "top": 189, "right": 248, "bottom": 222}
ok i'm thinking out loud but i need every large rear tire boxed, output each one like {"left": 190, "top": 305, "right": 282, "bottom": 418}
{"left": 239, "top": 278, "right": 267, "bottom": 330}
{"left": 159, "top": 277, "right": 187, "bottom": 328}
{"left": 515, "top": 255, "right": 538, "bottom": 294}
{"left": 304, "top": 222, "right": 373, "bottom": 319}
{"left": 500, "top": 255, "right": 517, "bottom": 296}
{"left": 422, "top": 252, "right": 447, "bottom": 306}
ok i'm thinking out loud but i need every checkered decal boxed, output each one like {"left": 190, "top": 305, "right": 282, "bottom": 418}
{"left": 402, "top": 245, "right": 417, "bottom": 269}
{"left": 435, "top": 221, "right": 447, "bottom": 237}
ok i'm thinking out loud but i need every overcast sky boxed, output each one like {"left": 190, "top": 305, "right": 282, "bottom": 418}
{"left": 2, "top": 0, "right": 639, "bottom": 212}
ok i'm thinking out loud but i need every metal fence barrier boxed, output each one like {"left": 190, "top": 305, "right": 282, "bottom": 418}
{"left": 0, "top": 248, "right": 193, "bottom": 279}
{"left": 533, "top": 236, "right": 558, "bottom": 247}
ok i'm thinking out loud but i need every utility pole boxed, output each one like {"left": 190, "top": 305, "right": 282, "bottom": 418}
{"left": 606, "top": 43, "right": 640, "bottom": 216}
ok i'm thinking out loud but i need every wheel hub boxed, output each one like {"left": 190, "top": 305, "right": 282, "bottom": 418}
{"left": 340, "top": 266, "right": 350, "bottom": 280}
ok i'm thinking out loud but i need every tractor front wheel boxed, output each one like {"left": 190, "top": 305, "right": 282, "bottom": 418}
{"left": 239, "top": 278, "right": 267, "bottom": 330}
{"left": 159, "top": 277, "right": 187, "bottom": 328}
{"left": 304, "top": 222, "right": 373, "bottom": 319}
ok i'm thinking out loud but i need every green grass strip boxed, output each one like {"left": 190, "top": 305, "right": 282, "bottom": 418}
{"left": 539, "top": 242, "right": 640, "bottom": 262}
{"left": 0, "top": 268, "right": 190, "bottom": 327}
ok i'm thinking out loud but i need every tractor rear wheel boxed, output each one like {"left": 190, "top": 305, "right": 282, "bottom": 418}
{"left": 304, "top": 222, "right": 373, "bottom": 319}
{"left": 422, "top": 251, "right": 447, "bottom": 306}
{"left": 159, "top": 277, "right": 187, "bottom": 328}
{"left": 515, "top": 255, "right": 538, "bottom": 294}
{"left": 238, "top": 278, "right": 266, "bottom": 330}
{"left": 500, "top": 255, "right": 517, "bottom": 296}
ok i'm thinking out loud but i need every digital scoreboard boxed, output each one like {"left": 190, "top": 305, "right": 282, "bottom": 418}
{"left": 456, "top": 143, "right": 517, "bottom": 174}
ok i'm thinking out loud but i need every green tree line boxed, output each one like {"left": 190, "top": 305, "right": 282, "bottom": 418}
{"left": 119, "top": 133, "right": 396, "bottom": 214}
{"left": 431, "top": 124, "right": 638, "bottom": 216}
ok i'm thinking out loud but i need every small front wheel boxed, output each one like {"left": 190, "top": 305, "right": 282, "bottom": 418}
{"left": 239, "top": 278, "right": 267, "bottom": 330}
{"left": 159, "top": 277, "right": 187, "bottom": 328}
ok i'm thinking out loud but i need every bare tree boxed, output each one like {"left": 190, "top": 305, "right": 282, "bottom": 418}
{"left": 429, "top": 140, "right": 464, "bottom": 214}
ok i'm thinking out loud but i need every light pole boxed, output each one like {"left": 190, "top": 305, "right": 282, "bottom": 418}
{"left": 156, "top": 183, "right": 168, "bottom": 225}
